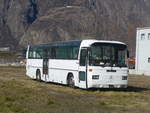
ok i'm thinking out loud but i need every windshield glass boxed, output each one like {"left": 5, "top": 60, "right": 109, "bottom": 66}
{"left": 89, "top": 43, "right": 127, "bottom": 67}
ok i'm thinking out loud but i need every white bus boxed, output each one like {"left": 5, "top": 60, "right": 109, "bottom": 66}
{"left": 26, "top": 40, "right": 129, "bottom": 89}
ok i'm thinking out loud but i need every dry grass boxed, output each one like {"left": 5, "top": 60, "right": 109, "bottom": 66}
{"left": 0, "top": 52, "right": 18, "bottom": 59}
{"left": 0, "top": 66, "right": 150, "bottom": 113}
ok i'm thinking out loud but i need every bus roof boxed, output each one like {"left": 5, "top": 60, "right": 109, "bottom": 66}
{"left": 30, "top": 40, "right": 126, "bottom": 48}
{"left": 80, "top": 40, "right": 126, "bottom": 47}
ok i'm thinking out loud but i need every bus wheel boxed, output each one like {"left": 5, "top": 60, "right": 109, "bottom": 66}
{"left": 36, "top": 70, "right": 41, "bottom": 81}
{"left": 67, "top": 74, "right": 75, "bottom": 88}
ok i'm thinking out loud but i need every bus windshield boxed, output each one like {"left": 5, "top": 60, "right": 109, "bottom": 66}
{"left": 89, "top": 43, "right": 127, "bottom": 67}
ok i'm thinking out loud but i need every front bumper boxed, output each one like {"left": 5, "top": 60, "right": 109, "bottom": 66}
{"left": 90, "top": 84, "right": 128, "bottom": 88}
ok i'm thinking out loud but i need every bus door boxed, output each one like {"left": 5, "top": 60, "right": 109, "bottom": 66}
{"left": 78, "top": 48, "right": 88, "bottom": 89}
{"left": 43, "top": 49, "right": 49, "bottom": 81}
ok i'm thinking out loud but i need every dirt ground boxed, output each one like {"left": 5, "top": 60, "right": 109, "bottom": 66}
{"left": 0, "top": 66, "right": 150, "bottom": 113}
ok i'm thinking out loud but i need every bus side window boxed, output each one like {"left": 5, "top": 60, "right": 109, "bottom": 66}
{"left": 80, "top": 49, "right": 88, "bottom": 66}
{"left": 47, "top": 48, "right": 51, "bottom": 58}
{"left": 28, "top": 48, "right": 33, "bottom": 59}
{"left": 72, "top": 47, "right": 79, "bottom": 59}
{"left": 35, "top": 48, "right": 43, "bottom": 59}
{"left": 51, "top": 47, "right": 56, "bottom": 59}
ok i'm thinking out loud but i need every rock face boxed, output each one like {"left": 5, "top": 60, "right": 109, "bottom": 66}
{"left": 1, "top": 0, "right": 150, "bottom": 55}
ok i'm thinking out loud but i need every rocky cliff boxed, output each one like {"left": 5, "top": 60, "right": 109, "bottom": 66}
{"left": 1, "top": 0, "right": 150, "bottom": 55}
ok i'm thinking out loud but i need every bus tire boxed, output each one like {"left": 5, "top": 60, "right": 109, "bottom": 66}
{"left": 36, "top": 69, "right": 41, "bottom": 82}
{"left": 67, "top": 73, "right": 75, "bottom": 88}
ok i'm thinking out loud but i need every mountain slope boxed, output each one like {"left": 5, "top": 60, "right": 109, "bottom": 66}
{"left": 1, "top": 0, "right": 150, "bottom": 55}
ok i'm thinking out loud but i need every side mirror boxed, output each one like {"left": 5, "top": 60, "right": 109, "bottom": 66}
{"left": 127, "top": 50, "right": 129, "bottom": 58}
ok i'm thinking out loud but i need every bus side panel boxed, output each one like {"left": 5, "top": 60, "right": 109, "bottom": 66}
{"left": 26, "top": 59, "right": 43, "bottom": 79}
{"left": 48, "top": 59, "right": 79, "bottom": 86}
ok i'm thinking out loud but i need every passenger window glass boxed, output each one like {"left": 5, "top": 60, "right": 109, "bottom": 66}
{"left": 148, "top": 58, "right": 150, "bottom": 63}
{"left": 28, "top": 48, "right": 34, "bottom": 59}
{"left": 72, "top": 47, "right": 79, "bottom": 59}
{"left": 148, "top": 33, "right": 150, "bottom": 40}
{"left": 28, "top": 46, "right": 79, "bottom": 59}
{"left": 141, "top": 34, "right": 145, "bottom": 40}
{"left": 55, "top": 47, "right": 68, "bottom": 59}
{"left": 35, "top": 48, "right": 43, "bottom": 59}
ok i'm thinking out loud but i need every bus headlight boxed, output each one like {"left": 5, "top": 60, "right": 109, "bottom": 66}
{"left": 122, "top": 76, "right": 128, "bottom": 80}
{"left": 92, "top": 75, "right": 99, "bottom": 80}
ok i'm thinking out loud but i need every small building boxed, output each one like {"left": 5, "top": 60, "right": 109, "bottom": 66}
{"left": 135, "top": 27, "right": 150, "bottom": 75}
